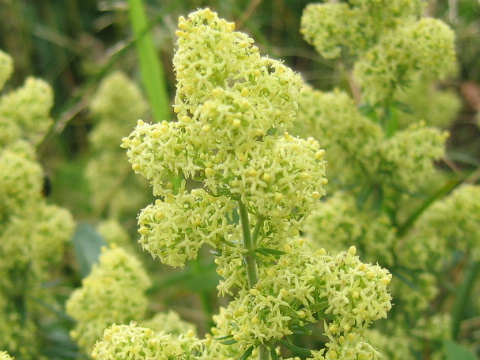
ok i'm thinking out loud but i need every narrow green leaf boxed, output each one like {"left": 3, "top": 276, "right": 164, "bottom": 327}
{"left": 255, "top": 248, "right": 286, "bottom": 256}
{"left": 71, "top": 223, "right": 106, "bottom": 277}
{"left": 238, "top": 346, "right": 254, "bottom": 360}
{"left": 213, "top": 335, "right": 233, "bottom": 341}
{"left": 270, "top": 345, "right": 279, "bottom": 360}
{"left": 278, "top": 339, "right": 312, "bottom": 356}
{"left": 451, "top": 260, "right": 480, "bottom": 340}
{"left": 397, "top": 178, "right": 461, "bottom": 237}
{"left": 385, "top": 105, "right": 398, "bottom": 137}
{"left": 221, "top": 339, "right": 238, "bottom": 345}
{"left": 444, "top": 340, "right": 478, "bottom": 360}
{"left": 128, "top": 0, "right": 170, "bottom": 122}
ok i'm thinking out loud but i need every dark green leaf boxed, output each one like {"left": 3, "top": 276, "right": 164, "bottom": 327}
{"left": 71, "top": 223, "right": 106, "bottom": 278}
{"left": 222, "top": 339, "right": 238, "bottom": 345}
{"left": 270, "top": 345, "right": 279, "bottom": 360}
{"left": 238, "top": 346, "right": 254, "bottom": 360}
{"left": 451, "top": 260, "right": 480, "bottom": 340}
{"left": 255, "top": 248, "right": 286, "bottom": 256}
{"left": 278, "top": 339, "right": 312, "bottom": 356}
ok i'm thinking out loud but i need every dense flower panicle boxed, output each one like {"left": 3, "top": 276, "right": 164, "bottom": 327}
{"left": 301, "top": 0, "right": 423, "bottom": 59}
{"left": 138, "top": 188, "right": 238, "bottom": 267}
{"left": 377, "top": 123, "right": 447, "bottom": 190}
{"left": 174, "top": 9, "right": 301, "bottom": 141}
{"left": 0, "top": 77, "right": 53, "bottom": 146}
{"left": 294, "top": 87, "right": 382, "bottom": 188}
{"left": 123, "top": 8, "right": 327, "bottom": 267}
{"left": 0, "top": 203, "right": 74, "bottom": 293}
{"left": 0, "top": 148, "right": 43, "bottom": 220}
{"left": 92, "top": 323, "right": 202, "bottom": 360}
{"left": 118, "top": 8, "right": 392, "bottom": 359}
{"left": 211, "top": 244, "right": 391, "bottom": 350}
{"left": 354, "top": 18, "right": 456, "bottom": 105}
{"left": 0, "top": 51, "right": 13, "bottom": 91}
{"left": 295, "top": 87, "right": 447, "bottom": 193}
{"left": 66, "top": 246, "right": 151, "bottom": 353}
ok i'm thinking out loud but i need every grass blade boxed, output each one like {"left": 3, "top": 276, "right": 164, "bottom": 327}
{"left": 128, "top": 0, "right": 170, "bottom": 122}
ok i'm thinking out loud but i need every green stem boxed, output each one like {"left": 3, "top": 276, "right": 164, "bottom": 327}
{"left": 237, "top": 200, "right": 269, "bottom": 360}
{"left": 238, "top": 200, "right": 258, "bottom": 288}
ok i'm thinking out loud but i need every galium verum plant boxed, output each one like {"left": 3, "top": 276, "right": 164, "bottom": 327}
{"left": 92, "top": 9, "right": 392, "bottom": 360}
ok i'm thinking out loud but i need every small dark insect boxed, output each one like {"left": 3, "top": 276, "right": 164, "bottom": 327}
{"left": 42, "top": 174, "right": 52, "bottom": 197}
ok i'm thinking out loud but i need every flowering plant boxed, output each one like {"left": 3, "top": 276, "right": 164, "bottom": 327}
{"left": 88, "top": 8, "right": 393, "bottom": 360}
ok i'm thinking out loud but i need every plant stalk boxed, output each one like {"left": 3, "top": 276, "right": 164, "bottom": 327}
{"left": 237, "top": 200, "right": 269, "bottom": 360}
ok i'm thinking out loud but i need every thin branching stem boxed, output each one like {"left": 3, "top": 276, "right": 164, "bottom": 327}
{"left": 237, "top": 200, "right": 270, "bottom": 360}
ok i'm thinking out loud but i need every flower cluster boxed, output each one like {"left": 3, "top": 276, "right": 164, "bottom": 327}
{"left": 0, "top": 50, "right": 75, "bottom": 359}
{"left": 301, "top": 0, "right": 423, "bottom": 59}
{"left": 295, "top": 86, "right": 447, "bottom": 193}
{"left": 94, "top": 8, "right": 392, "bottom": 360}
{"left": 66, "top": 246, "right": 151, "bottom": 353}
{"left": 301, "top": 1, "right": 456, "bottom": 105}
{"left": 354, "top": 18, "right": 456, "bottom": 105}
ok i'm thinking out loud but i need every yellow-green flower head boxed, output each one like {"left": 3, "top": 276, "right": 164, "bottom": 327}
{"left": 66, "top": 246, "right": 151, "bottom": 353}
{"left": 309, "top": 332, "right": 381, "bottom": 360}
{"left": 89, "top": 72, "right": 149, "bottom": 150}
{"left": 377, "top": 123, "right": 447, "bottom": 191}
{"left": 0, "top": 147, "right": 43, "bottom": 220}
{"left": 212, "top": 243, "right": 391, "bottom": 350}
{"left": 0, "top": 352, "right": 13, "bottom": 360}
{"left": 294, "top": 86, "right": 382, "bottom": 187}
{"left": 396, "top": 82, "right": 461, "bottom": 128}
{"left": 173, "top": 9, "right": 301, "bottom": 141}
{"left": 0, "top": 77, "right": 53, "bottom": 146}
{"left": 320, "top": 249, "right": 392, "bottom": 335}
{"left": 0, "top": 50, "right": 13, "bottom": 92}
{"left": 142, "top": 311, "right": 197, "bottom": 337}
{"left": 138, "top": 188, "right": 238, "bottom": 267}
{"left": 0, "top": 202, "right": 74, "bottom": 293}
{"left": 92, "top": 322, "right": 202, "bottom": 360}
{"left": 305, "top": 193, "right": 396, "bottom": 266}
{"left": 354, "top": 18, "right": 456, "bottom": 105}
{"left": 301, "top": 0, "right": 423, "bottom": 59}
